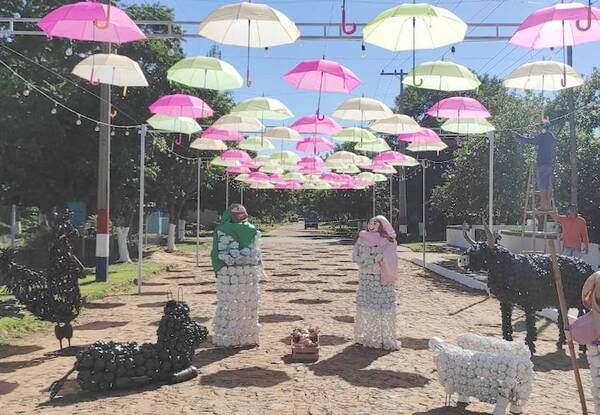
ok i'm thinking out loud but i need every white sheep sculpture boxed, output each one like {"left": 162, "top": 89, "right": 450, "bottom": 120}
{"left": 429, "top": 333, "right": 534, "bottom": 415}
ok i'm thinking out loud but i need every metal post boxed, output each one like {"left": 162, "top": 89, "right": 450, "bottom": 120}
{"left": 196, "top": 158, "right": 201, "bottom": 267}
{"left": 372, "top": 183, "right": 376, "bottom": 217}
{"left": 95, "top": 41, "right": 111, "bottom": 282}
{"left": 488, "top": 131, "right": 495, "bottom": 230}
{"left": 422, "top": 160, "right": 427, "bottom": 267}
{"left": 567, "top": 46, "right": 578, "bottom": 206}
{"left": 388, "top": 175, "right": 393, "bottom": 226}
{"left": 225, "top": 173, "right": 229, "bottom": 209}
{"left": 10, "top": 204, "right": 16, "bottom": 248}
{"left": 137, "top": 125, "right": 147, "bottom": 294}
{"left": 240, "top": 184, "right": 244, "bottom": 205}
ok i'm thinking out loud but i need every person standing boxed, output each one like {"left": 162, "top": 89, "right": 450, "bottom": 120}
{"left": 352, "top": 215, "right": 400, "bottom": 350}
{"left": 515, "top": 120, "right": 556, "bottom": 211}
{"left": 551, "top": 204, "right": 590, "bottom": 257}
{"left": 210, "top": 204, "right": 262, "bottom": 347}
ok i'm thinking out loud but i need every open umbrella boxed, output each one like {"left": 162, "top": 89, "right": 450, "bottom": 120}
{"left": 72, "top": 53, "right": 148, "bottom": 92}
{"left": 327, "top": 150, "right": 361, "bottom": 165}
{"left": 334, "top": 164, "right": 361, "bottom": 174}
{"left": 231, "top": 97, "right": 293, "bottom": 120}
{"left": 404, "top": 129, "right": 448, "bottom": 153}
{"left": 371, "top": 114, "right": 421, "bottom": 135}
{"left": 263, "top": 126, "right": 302, "bottom": 141}
{"left": 296, "top": 137, "right": 334, "bottom": 154}
{"left": 147, "top": 114, "right": 201, "bottom": 135}
{"left": 202, "top": 127, "right": 243, "bottom": 142}
{"left": 275, "top": 181, "right": 303, "bottom": 190}
{"left": 291, "top": 114, "right": 342, "bottom": 135}
{"left": 355, "top": 138, "right": 390, "bottom": 153}
{"left": 198, "top": 2, "right": 299, "bottom": 87}
{"left": 253, "top": 155, "right": 278, "bottom": 166}
{"left": 427, "top": 97, "right": 491, "bottom": 119}
{"left": 210, "top": 156, "right": 242, "bottom": 168}
{"left": 504, "top": 61, "right": 583, "bottom": 91}
{"left": 227, "top": 165, "right": 252, "bottom": 174}
{"left": 334, "top": 127, "right": 378, "bottom": 143}
{"left": 238, "top": 136, "right": 275, "bottom": 151}
{"left": 149, "top": 94, "right": 214, "bottom": 119}
{"left": 38, "top": 1, "right": 146, "bottom": 44}
{"left": 270, "top": 151, "right": 301, "bottom": 164}
{"left": 374, "top": 151, "right": 419, "bottom": 167}
{"left": 221, "top": 149, "right": 252, "bottom": 164}
{"left": 283, "top": 172, "right": 306, "bottom": 182}
{"left": 167, "top": 56, "right": 243, "bottom": 90}
{"left": 363, "top": 2, "right": 467, "bottom": 85}
{"left": 250, "top": 181, "right": 275, "bottom": 189}
{"left": 212, "top": 115, "right": 264, "bottom": 132}
{"left": 371, "top": 163, "right": 397, "bottom": 175}
{"left": 260, "top": 165, "right": 285, "bottom": 174}
{"left": 441, "top": 118, "right": 496, "bottom": 135}
{"left": 190, "top": 138, "right": 227, "bottom": 151}
{"left": 332, "top": 97, "right": 393, "bottom": 121}
{"left": 304, "top": 181, "right": 332, "bottom": 190}
{"left": 283, "top": 58, "right": 361, "bottom": 119}
{"left": 403, "top": 60, "right": 480, "bottom": 91}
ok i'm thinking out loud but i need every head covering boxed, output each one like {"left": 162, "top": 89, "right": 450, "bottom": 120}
{"left": 373, "top": 215, "right": 396, "bottom": 240}
{"left": 210, "top": 206, "right": 260, "bottom": 273}
{"left": 582, "top": 272, "right": 600, "bottom": 340}
{"left": 357, "top": 215, "right": 398, "bottom": 284}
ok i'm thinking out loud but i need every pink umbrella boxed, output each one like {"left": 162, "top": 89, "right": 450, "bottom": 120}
{"left": 373, "top": 151, "right": 417, "bottom": 166}
{"left": 202, "top": 127, "right": 243, "bottom": 142}
{"left": 298, "top": 156, "right": 325, "bottom": 168}
{"left": 38, "top": 1, "right": 146, "bottom": 44}
{"left": 149, "top": 94, "right": 214, "bottom": 119}
{"left": 299, "top": 166, "right": 322, "bottom": 174}
{"left": 291, "top": 114, "right": 342, "bottom": 135}
{"left": 242, "top": 161, "right": 259, "bottom": 170}
{"left": 247, "top": 172, "right": 271, "bottom": 182}
{"left": 269, "top": 174, "right": 286, "bottom": 184}
{"left": 320, "top": 172, "right": 344, "bottom": 183}
{"left": 427, "top": 97, "right": 491, "bottom": 119}
{"left": 296, "top": 137, "right": 335, "bottom": 154}
{"left": 283, "top": 58, "right": 361, "bottom": 119}
{"left": 398, "top": 128, "right": 441, "bottom": 142}
{"left": 227, "top": 165, "right": 251, "bottom": 174}
{"left": 275, "top": 181, "right": 302, "bottom": 190}
{"left": 221, "top": 149, "right": 252, "bottom": 163}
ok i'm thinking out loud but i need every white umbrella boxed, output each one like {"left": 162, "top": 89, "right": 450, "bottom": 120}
{"left": 231, "top": 97, "right": 294, "bottom": 120}
{"left": 371, "top": 114, "right": 421, "bottom": 135}
{"left": 72, "top": 53, "right": 148, "bottom": 93}
{"left": 504, "top": 60, "right": 584, "bottom": 91}
{"left": 332, "top": 97, "right": 394, "bottom": 121}
{"left": 190, "top": 138, "right": 228, "bottom": 151}
{"left": 263, "top": 126, "right": 302, "bottom": 141}
{"left": 147, "top": 114, "right": 201, "bottom": 135}
{"left": 212, "top": 115, "right": 264, "bottom": 132}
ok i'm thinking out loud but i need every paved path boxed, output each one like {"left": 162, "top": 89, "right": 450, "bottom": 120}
{"left": 0, "top": 224, "right": 592, "bottom": 414}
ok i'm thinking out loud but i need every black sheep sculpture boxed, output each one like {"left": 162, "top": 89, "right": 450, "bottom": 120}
{"left": 0, "top": 210, "right": 85, "bottom": 349}
{"left": 458, "top": 225, "right": 591, "bottom": 354}
{"left": 49, "top": 299, "right": 208, "bottom": 399}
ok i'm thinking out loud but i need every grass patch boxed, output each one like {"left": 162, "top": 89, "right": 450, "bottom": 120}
{"left": 0, "top": 312, "right": 47, "bottom": 344}
{"left": 401, "top": 242, "right": 447, "bottom": 253}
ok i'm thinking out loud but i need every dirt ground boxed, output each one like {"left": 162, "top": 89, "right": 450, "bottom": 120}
{"left": 0, "top": 224, "right": 593, "bottom": 414}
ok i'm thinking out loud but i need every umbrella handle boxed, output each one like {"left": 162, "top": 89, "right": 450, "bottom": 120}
{"left": 576, "top": 2, "right": 592, "bottom": 32}
{"left": 316, "top": 110, "right": 326, "bottom": 121}
{"left": 561, "top": 65, "right": 567, "bottom": 88}
{"left": 412, "top": 70, "right": 423, "bottom": 87}
{"left": 176, "top": 134, "right": 182, "bottom": 146}
{"left": 341, "top": 1, "right": 357, "bottom": 35}
{"left": 94, "top": 0, "right": 112, "bottom": 30}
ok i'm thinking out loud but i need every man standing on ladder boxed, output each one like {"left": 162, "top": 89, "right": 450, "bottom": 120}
{"left": 515, "top": 119, "right": 556, "bottom": 211}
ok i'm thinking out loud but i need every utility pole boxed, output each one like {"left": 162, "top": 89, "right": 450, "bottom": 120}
{"left": 567, "top": 46, "right": 578, "bottom": 206}
{"left": 380, "top": 69, "right": 408, "bottom": 234}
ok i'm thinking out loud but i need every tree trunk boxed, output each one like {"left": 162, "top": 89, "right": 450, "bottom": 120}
{"left": 177, "top": 219, "right": 186, "bottom": 242}
{"left": 167, "top": 223, "right": 177, "bottom": 252}
{"left": 115, "top": 226, "right": 132, "bottom": 263}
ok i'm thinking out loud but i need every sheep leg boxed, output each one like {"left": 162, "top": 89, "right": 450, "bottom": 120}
{"left": 556, "top": 308, "right": 566, "bottom": 350}
{"left": 509, "top": 402, "right": 524, "bottom": 414}
{"left": 493, "top": 397, "right": 509, "bottom": 415}
{"left": 500, "top": 302, "right": 513, "bottom": 341}
{"left": 524, "top": 308, "right": 537, "bottom": 354}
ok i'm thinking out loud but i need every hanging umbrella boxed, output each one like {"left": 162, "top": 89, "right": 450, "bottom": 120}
{"left": 276, "top": 181, "right": 303, "bottom": 190}
{"left": 227, "top": 165, "right": 252, "bottom": 174}
{"left": 198, "top": 2, "right": 299, "bottom": 87}
{"left": 355, "top": 155, "right": 372, "bottom": 168}
{"left": 363, "top": 2, "right": 467, "bottom": 85}
{"left": 260, "top": 165, "right": 285, "bottom": 174}
{"left": 405, "top": 129, "right": 448, "bottom": 153}
{"left": 504, "top": 61, "right": 584, "bottom": 91}
{"left": 371, "top": 162, "right": 397, "bottom": 175}
{"left": 149, "top": 94, "right": 214, "bottom": 119}
{"left": 202, "top": 127, "right": 243, "bottom": 142}
{"left": 235, "top": 174, "right": 249, "bottom": 182}
{"left": 221, "top": 149, "right": 252, "bottom": 164}
{"left": 334, "top": 127, "right": 378, "bottom": 143}
{"left": 231, "top": 97, "right": 293, "bottom": 120}
{"left": 403, "top": 60, "right": 481, "bottom": 91}
{"left": 441, "top": 118, "right": 496, "bottom": 135}
{"left": 291, "top": 114, "right": 342, "bottom": 135}
{"left": 210, "top": 157, "right": 242, "bottom": 168}
{"left": 371, "top": 114, "right": 421, "bottom": 135}
{"left": 355, "top": 138, "right": 390, "bottom": 153}
{"left": 332, "top": 97, "right": 393, "bottom": 121}
{"left": 304, "top": 181, "right": 332, "bottom": 190}
{"left": 283, "top": 172, "right": 306, "bottom": 182}
{"left": 372, "top": 173, "right": 389, "bottom": 182}
{"left": 398, "top": 127, "right": 443, "bottom": 142}
{"left": 374, "top": 151, "right": 419, "bottom": 167}
{"left": 238, "top": 136, "right": 275, "bottom": 151}
{"left": 327, "top": 151, "right": 360, "bottom": 165}
{"left": 250, "top": 181, "right": 275, "bottom": 189}
{"left": 247, "top": 171, "right": 271, "bottom": 182}
{"left": 427, "top": 97, "right": 491, "bottom": 119}
{"left": 38, "top": 1, "right": 146, "bottom": 44}
{"left": 147, "top": 114, "right": 201, "bottom": 135}
{"left": 270, "top": 151, "right": 301, "bottom": 164}
{"left": 72, "top": 53, "right": 148, "bottom": 90}
{"left": 190, "top": 138, "right": 228, "bottom": 151}
{"left": 334, "top": 164, "right": 361, "bottom": 174}
{"left": 283, "top": 58, "right": 361, "bottom": 118}
{"left": 253, "top": 155, "right": 278, "bottom": 166}
{"left": 167, "top": 56, "right": 243, "bottom": 90}
{"left": 263, "top": 126, "right": 302, "bottom": 141}
{"left": 296, "top": 137, "right": 335, "bottom": 154}
{"left": 212, "top": 115, "right": 264, "bottom": 132}
{"left": 298, "top": 155, "right": 325, "bottom": 168}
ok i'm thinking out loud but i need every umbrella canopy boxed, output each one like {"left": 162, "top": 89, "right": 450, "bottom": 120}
{"left": 198, "top": 2, "right": 299, "bottom": 47}
{"left": 363, "top": 3, "right": 467, "bottom": 51}
{"left": 291, "top": 114, "right": 342, "bottom": 135}
{"left": 371, "top": 162, "right": 397, "bottom": 174}
{"left": 283, "top": 172, "right": 306, "bottom": 182}
{"left": 201, "top": 127, "right": 243, "bottom": 142}
{"left": 398, "top": 127, "right": 441, "bottom": 142}
{"left": 38, "top": 1, "right": 146, "bottom": 44}
{"left": 334, "top": 127, "right": 378, "bottom": 143}
{"left": 253, "top": 155, "right": 278, "bottom": 166}
{"left": 510, "top": 2, "right": 600, "bottom": 49}
{"left": 371, "top": 114, "right": 421, "bottom": 135}
{"left": 259, "top": 165, "right": 285, "bottom": 174}
{"left": 147, "top": 114, "right": 201, "bottom": 134}
{"left": 304, "top": 181, "right": 332, "bottom": 190}
{"left": 332, "top": 97, "right": 394, "bottom": 121}
{"left": 167, "top": 56, "right": 243, "bottom": 90}
{"left": 247, "top": 172, "right": 271, "bottom": 182}
{"left": 355, "top": 155, "right": 373, "bottom": 168}
{"left": 190, "top": 138, "right": 227, "bottom": 151}
{"left": 374, "top": 151, "right": 419, "bottom": 167}
{"left": 231, "top": 97, "right": 294, "bottom": 120}
{"left": 149, "top": 94, "right": 214, "bottom": 119}
{"left": 276, "top": 181, "right": 303, "bottom": 190}
{"left": 441, "top": 118, "right": 496, "bottom": 135}
{"left": 283, "top": 59, "right": 362, "bottom": 93}
{"left": 270, "top": 151, "right": 301, "bottom": 163}
{"left": 235, "top": 174, "right": 249, "bottom": 182}
{"left": 212, "top": 115, "right": 264, "bottom": 132}
{"left": 263, "top": 126, "right": 302, "bottom": 141}
{"left": 250, "top": 181, "right": 275, "bottom": 189}
{"left": 72, "top": 53, "right": 148, "bottom": 87}
{"left": 298, "top": 155, "right": 325, "bottom": 168}
{"left": 327, "top": 150, "right": 360, "bottom": 165}
{"left": 221, "top": 149, "right": 252, "bottom": 163}
{"left": 355, "top": 138, "right": 391, "bottom": 153}
{"left": 238, "top": 136, "right": 275, "bottom": 151}
{"left": 334, "top": 164, "right": 361, "bottom": 174}
{"left": 427, "top": 97, "right": 491, "bottom": 119}
{"left": 503, "top": 61, "right": 584, "bottom": 91}
{"left": 403, "top": 60, "right": 481, "bottom": 91}
{"left": 296, "top": 137, "right": 334, "bottom": 154}
{"left": 227, "top": 165, "right": 252, "bottom": 174}
{"left": 402, "top": 129, "right": 448, "bottom": 153}
{"left": 210, "top": 156, "right": 242, "bottom": 168}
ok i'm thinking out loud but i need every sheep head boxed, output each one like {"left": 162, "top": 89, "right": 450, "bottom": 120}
{"left": 458, "top": 223, "right": 496, "bottom": 273}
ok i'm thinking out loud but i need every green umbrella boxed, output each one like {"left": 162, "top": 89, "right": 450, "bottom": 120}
{"left": 167, "top": 56, "right": 243, "bottom": 90}
{"left": 371, "top": 173, "right": 389, "bottom": 182}
{"left": 441, "top": 118, "right": 496, "bottom": 135}
{"left": 147, "top": 114, "right": 201, "bottom": 134}
{"left": 231, "top": 97, "right": 294, "bottom": 120}
{"left": 210, "top": 156, "right": 241, "bottom": 167}
{"left": 190, "top": 138, "right": 228, "bottom": 151}
{"left": 284, "top": 172, "right": 306, "bottom": 182}
{"left": 335, "top": 164, "right": 361, "bottom": 174}
{"left": 334, "top": 127, "right": 378, "bottom": 143}
{"left": 403, "top": 60, "right": 480, "bottom": 91}
{"left": 303, "top": 180, "right": 332, "bottom": 190}
{"left": 259, "top": 165, "right": 284, "bottom": 174}
{"left": 270, "top": 151, "right": 300, "bottom": 163}
{"left": 238, "top": 136, "right": 275, "bottom": 151}
{"left": 235, "top": 173, "right": 250, "bottom": 182}
{"left": 355, "top": 138, "right": 391, "bottom": 153}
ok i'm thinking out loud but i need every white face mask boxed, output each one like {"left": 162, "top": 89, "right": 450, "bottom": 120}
{"left": 367, "top": 219, "right": 380, "bottom": 232}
